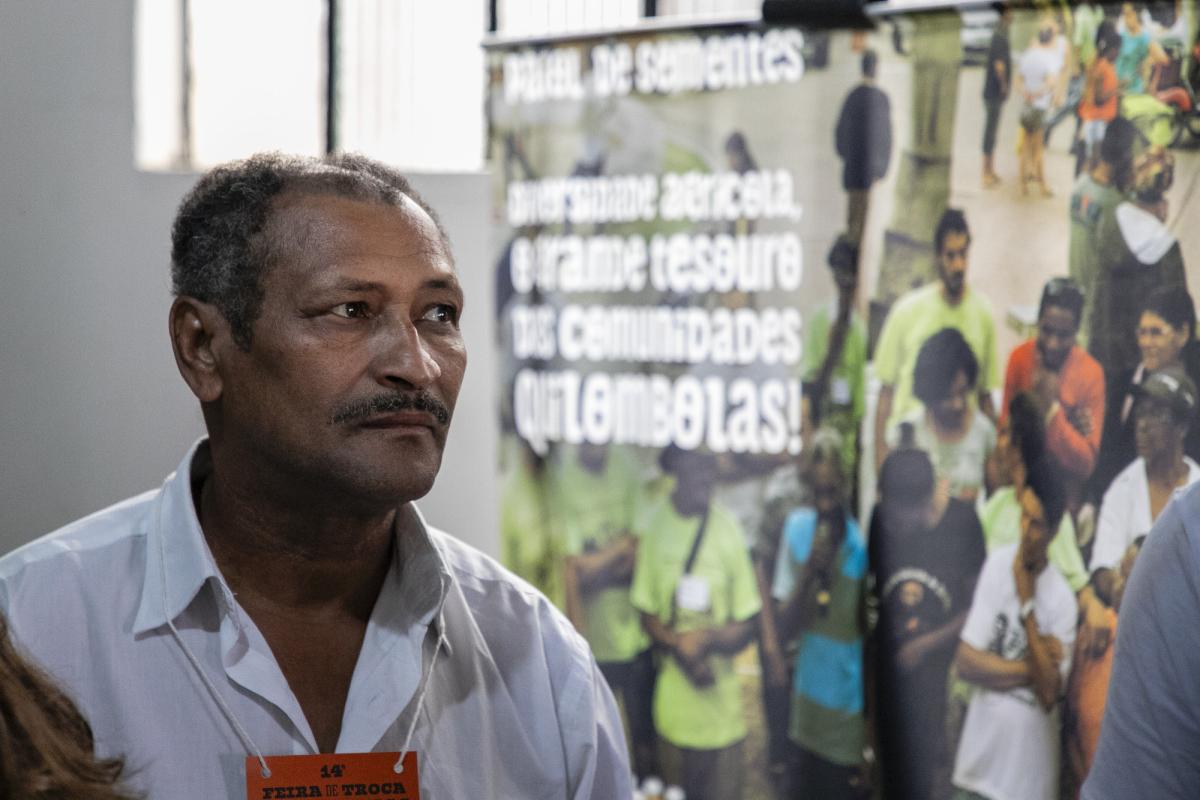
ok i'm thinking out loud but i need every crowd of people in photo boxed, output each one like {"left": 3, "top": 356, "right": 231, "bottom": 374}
{"left": 504, "top": 124, "right": 1192, "bottom": 800}
{"left": 984, "top": 1, "right": 1191, "bottom": 193}
{"left": 491, "top": 6, "right": 1200, "bottom": 799}
{"left": 784, "top": 56, "right": 1194, "bottom": 794}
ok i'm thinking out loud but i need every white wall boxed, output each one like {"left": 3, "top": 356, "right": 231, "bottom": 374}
{"left": 0, "top": 0, "right": 496, "bottom": 556}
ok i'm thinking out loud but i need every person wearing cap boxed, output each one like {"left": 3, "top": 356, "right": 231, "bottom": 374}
{"left": 1083, "top": 476, "right": 1200, "bottom": 797}
{"left": 1089, "top": 287, "right": 1200, "bottom": 508}
{"left": 1000, "top": 276, "right": 1105, "bottom": 513}
{"left": 1089, "top": 366, "right": 1200, "bottom": 595}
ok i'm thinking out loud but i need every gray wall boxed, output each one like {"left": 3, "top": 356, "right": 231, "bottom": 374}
{"left": 0, "top": 0, "right": 497, "bottom": 556}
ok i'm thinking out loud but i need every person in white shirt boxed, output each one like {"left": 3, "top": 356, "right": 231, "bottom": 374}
{"left": 0, "top": 153, "right": 630, "bottom": 799}
{"left": 1091, "top": 365, "right": 1200, "bottom": 605}
{"left": 951, "top": 454, "right": 1077, "bottom": 800}
{"left": 1016, "top": 21, "right": 1063, "bottom": 197}
{"left": 887, "top": 327, "right": 996, "bottom": 505}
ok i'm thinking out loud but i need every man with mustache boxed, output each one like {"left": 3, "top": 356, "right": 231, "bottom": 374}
{"left": 0, "top": 154, "right": 629, "bottom": 798}
{"left": 874, "top": 208, "right": 999, "bottom": 473}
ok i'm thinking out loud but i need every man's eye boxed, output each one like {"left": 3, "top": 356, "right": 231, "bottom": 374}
{"left": 422, "top": 304, "right": 459, "bottom": 325}
{"left": 330, "top": 302, "right": 370, "bottom": 319}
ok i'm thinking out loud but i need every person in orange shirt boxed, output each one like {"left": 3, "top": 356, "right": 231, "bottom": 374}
{"left": 1001, "top": 277, "right": 1105, "bottom": 513}
{"left": 1078, "top": 23, "right": 1121, "bottom": 174}
{"left": 1065, "top": 535, "right": 1144, "bottom": 798}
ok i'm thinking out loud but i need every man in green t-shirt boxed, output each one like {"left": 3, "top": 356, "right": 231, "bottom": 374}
{"left": 873, "top": 209, "right": 998, "bottom": 473}
{"left": 631, "top": 446, "right": 761, "bottom": 800}
{"left": 552, "top": 443, "right": 656, "bottom": 779}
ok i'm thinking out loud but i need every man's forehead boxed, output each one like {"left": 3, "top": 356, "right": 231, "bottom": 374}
{"left": 940, "top": 231, "right": 969, "bottom": 251}
{"left": 268, "top": 191, "right": 453, "bottom": 272}
{"left": 1039, "top": 305, "right": 1078, "bottom": 328}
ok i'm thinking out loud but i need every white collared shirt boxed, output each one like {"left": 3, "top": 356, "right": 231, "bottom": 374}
{"left": 1091, "top": 456, "right": 1200, "bottom": 572}
{"left": 0, "top": 441, "right": 630, "bottom": 799}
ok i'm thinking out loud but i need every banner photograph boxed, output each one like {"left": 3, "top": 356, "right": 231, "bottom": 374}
{"left": 488, "top": 4, "right": 1200, "bottom": 798}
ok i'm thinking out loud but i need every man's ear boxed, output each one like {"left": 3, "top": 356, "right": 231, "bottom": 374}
{"left": 169, "top": 297, "right": 228, "bottom": 403}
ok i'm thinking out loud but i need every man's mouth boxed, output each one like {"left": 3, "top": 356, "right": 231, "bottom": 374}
{"left": 358, "top": 410, "right": 440, "bottom": 430}
{"left": 331, "top": 391, "right": 451, "bottom": 427}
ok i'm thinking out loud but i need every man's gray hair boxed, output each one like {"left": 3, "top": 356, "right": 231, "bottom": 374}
{"left": 170, "top": 152, "right": 450, "bottom": 349}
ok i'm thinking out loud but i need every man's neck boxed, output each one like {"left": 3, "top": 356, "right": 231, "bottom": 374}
{"left": 1037, "top": 349, "right": 1067, "bottom": 374}
{"left": 941, "top": 286, "right": 965, "bottom": 306}
{"left": 927, "top": 408, "right": 969, "bottom": 438}
{"left": 1022, "top": 553, "right": 1049, "bottom": 578}
{"left": 1146, "top": 451, "right": 1187, "bottom": 486}
{"left": 196, "top": 462, "right": 397, "bottom": 621}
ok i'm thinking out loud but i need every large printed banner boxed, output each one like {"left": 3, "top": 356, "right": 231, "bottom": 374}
{"left": 489, "top": 5, "right": 1200, "bottom": 799}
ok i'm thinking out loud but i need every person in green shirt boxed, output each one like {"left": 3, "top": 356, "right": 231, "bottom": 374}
{"left": 631, "top": 446, "right": 761, "bottom": 800}
{"left": 803, "top": 235, "right": 867, "bottom": 500}
{"left": 873, "top": 209, "right": 999, "bottom": 474}
{"left": 500, "top": 438, "right": 564, "bottom": 609}
{"left": 552, "top": 443, "right": 656, "bottom": 779}
{"left": 984, "top": 394, "right": 1087, "bottom": 587}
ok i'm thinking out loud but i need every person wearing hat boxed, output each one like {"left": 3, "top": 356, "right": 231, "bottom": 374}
{"left": 1089, "top": 365, "right": 1200, "bottom": 597}
{"left": 1083, "top": 430, "right": 1200, "bottom": 798}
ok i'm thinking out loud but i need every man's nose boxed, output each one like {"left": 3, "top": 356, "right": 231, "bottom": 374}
{"left": 374, "top": 315, "right": 441, "bottom": 388}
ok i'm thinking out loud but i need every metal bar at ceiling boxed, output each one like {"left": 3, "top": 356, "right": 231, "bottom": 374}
{"left": 326, "top": 0, "right": 339, "bottom": 154}
{"left": 180, "top": 0, "right": 193, "bottom": 167}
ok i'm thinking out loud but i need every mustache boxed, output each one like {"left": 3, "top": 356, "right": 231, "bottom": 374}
{"left": 330, "top": 391, "right": 451, "bottom": 427}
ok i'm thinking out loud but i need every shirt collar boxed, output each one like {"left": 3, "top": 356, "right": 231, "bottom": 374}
{"left": 134, "top": 439, "right": 455, "bottom": 649}
{"left": 133, "top": 439, "right": 226, "bottom": 635}
{"left": 392, "top": 502, "right": 456, "bottom": 655}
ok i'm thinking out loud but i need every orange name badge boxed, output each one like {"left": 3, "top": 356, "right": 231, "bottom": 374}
{"left": 245, "top": 752, "right": 420, "bottom": 800}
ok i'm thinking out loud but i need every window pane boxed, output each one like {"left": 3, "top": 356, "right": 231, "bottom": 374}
{"left": 336, "top": 0, "right": 485, "bottom": 172}
{"left": 188, "top": 0, "right": 325, "bottom": 166}
{"left": 134, "top": 0, "right": 185, "bottom": 170}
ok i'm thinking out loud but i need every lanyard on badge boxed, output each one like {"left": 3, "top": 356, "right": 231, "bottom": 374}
{"left": 153, "top": 481, "right": 447, "bottom": 779}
